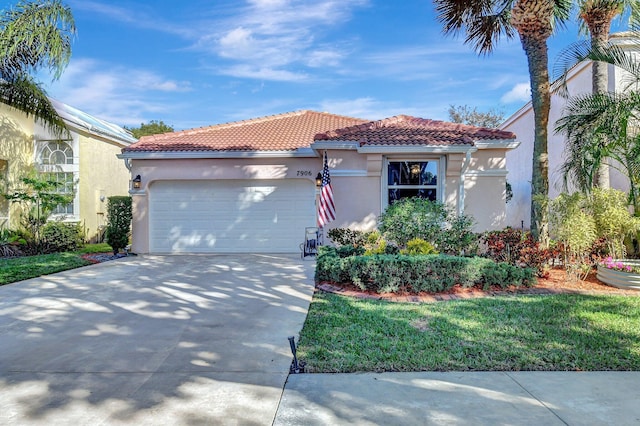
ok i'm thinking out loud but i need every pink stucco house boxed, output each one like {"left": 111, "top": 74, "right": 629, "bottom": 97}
{"left": 118, "top": 110, "right": 519, "bottom": 254}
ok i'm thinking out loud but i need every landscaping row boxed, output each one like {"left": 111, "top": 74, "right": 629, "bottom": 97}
{"left": 1, "top": 172, "right": 133, "bottom": 259}
{"left": 316, "top": 189, "right": 640, "bottom": 296}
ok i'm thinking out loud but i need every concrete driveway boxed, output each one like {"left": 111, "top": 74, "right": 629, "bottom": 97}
{"left": 0, "top": 254, "right": 315, "bottom": 425}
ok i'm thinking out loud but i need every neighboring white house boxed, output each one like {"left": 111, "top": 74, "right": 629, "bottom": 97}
{"left": 501, "top": 32, "right": 637, "bottom": 229}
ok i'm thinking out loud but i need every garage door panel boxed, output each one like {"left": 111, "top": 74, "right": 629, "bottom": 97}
{"left": 149, "top": 180, "right": 315, "bottom": 253}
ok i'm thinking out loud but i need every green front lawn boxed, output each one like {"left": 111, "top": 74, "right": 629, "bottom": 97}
{"left": 298, "top": 292, "right": 640, "bottom": 372}
{"left": 0, "top": 243, "right": 113, "bottom": 286}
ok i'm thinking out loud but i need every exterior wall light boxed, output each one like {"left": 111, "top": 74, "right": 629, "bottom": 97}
{"left": 132, "top": 174, "right": 142, "bottom": 189}
{"left": 315, "top": 172, "right": 322, "bottom": 188}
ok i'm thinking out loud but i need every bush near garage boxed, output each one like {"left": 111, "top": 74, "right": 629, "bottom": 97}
{"left": 315, "top": 246, "right": 535, "bottom": 294}
{"left": 40, "top": 221, "right": 84, "bottom": 253}
{"left": 106, "top": 196, "right": 132, "bottom": 255}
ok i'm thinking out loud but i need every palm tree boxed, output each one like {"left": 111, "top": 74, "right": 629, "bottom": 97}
{"left": 434, "top": 0, "right": 571, "bottom": 246}
{"left": 577, "top": 0, "right": 639, "bottom": 187}
{"left": 555, "top": 31, "right": 640, "bottom": 213}
{"left": 0, "top": 0, "right": 75, "bottom": 137}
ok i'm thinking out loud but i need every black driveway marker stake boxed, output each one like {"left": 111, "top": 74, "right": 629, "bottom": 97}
{"left": 288, "top": 336, "right": 305, "bottom": 373}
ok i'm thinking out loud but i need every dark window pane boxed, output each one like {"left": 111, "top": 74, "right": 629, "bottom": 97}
{"left": 388, "top": 161, "right": 438, "bottom": 186}
{"left": 388, "top": 162, "right": 401, "bottom": 185}
{"left": 389, "top": 188, "right": 437, "bottom": 203}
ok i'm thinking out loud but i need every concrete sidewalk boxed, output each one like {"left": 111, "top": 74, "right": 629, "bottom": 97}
{"left": 275, "top": 371, "right": 640, "bottom": 425}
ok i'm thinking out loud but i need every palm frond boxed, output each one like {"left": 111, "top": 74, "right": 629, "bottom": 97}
{"left": 552, "top": 0, "right": 574, "bottom": 30}
{"left": 433, "top": 0, "right": 515, "bottom": 55}
{"left": 556, "top": 89, "right": 640, "bottom": 196}
{"left": 0, "top": 0, "right": 75, "bottom": 80}
{"left": 553, "top": 40, "right": 592, "bottom": 97}
{"left": 587, "top": 42, "right": 640, "bottom": 85}
{"left": 0, "top": 73, "right": 68, "bottom": 138}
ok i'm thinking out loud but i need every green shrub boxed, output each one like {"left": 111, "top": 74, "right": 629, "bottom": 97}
{"left": 482, "top": 227, "right": 556, "bottom": 278}
{"left": 439, "top": 214, "right": 479, "bottom": 255}
{"left": 106, "top": 196, "right": 132, "bottom": 255}
{"left": 550, "top": 189, "right": 640, "bottom": 278}
{"left": 363, "top": 231, "right": 387, "bottom": 255}
{"left": 401, "top": 238, "right": 438, "bottom": 255}
{"left": 590, "top": 188, "right": 640, "bottom": 258}
{"left": 336, "top": 245, "right": 365, "bottom": 258}
{"left": 40, "top": 221, "right": 84, "bottom": 253}
{"left": 379, "top": 197, "right": 448, "bottom": 247}
{"left": 0, "top": 229, "right": 26, "bottom": 257}
{"left": 316, "top": 246, "right": 349, "bottom": 284}
{"left": 327, "top": 228, "right": 372, "bottom": 247}
{"left": 378, "top": 197, "right": 477, "bottom": 255}
{"left": 316, "top": 252, "right": 535, "bottom": 294}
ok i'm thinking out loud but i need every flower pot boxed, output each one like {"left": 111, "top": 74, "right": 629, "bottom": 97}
{"left": 597, "top": 260, "right": 640, "bottom": 291}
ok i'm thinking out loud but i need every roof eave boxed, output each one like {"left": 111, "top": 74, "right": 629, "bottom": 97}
{"left": 118, "top": 147, "right": 317, "bottom": 159}
{"left": 63, "top": 119, "right": 137, "bottom": 146}
{"left": 310, "top": 140, "right": 360, "bottom": 151}
{"left": 356, "top": 145, "right": 477, "bottom": 154}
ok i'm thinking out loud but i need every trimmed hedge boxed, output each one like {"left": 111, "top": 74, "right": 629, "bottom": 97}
{"left": 316, "top": 246, "right": 535, "bottom": 293}
{"left": 106, "top": 196, "right": 132, "bottom": 255}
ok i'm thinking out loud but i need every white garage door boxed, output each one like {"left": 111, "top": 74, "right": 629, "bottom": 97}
{"left": 149, "top": 179, "right": 316, "bottom": 253}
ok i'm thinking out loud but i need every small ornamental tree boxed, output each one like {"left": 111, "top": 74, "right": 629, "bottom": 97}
{"left": 106, "top": 196, "right": 132, "bottom": 255}
{"left": 2, "top": 171, "right": 75, "bottom": 250}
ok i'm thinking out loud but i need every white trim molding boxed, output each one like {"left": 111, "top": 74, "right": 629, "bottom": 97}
{"left": 474, "top": 140, "right": 520, "bottom": 150}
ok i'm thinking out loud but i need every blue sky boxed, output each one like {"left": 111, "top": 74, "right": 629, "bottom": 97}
{"left": 30, "top": 0, "right": 630, "bottom": 130}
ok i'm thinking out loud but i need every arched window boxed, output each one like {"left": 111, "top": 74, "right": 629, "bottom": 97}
{"left": 38, "top": 142, "right": 75, "bottom": 215}
{"left": 40, "top": 142, "right": 73, "bottom": 165}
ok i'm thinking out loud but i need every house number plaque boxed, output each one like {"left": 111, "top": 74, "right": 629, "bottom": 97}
{"left": 296, "top": 170, "right": 312, "bottom": 176}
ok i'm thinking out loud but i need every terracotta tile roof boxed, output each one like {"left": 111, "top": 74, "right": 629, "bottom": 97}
{"left": 314, "top": 115, "right": 516, "bottom": 146}
{"left": 123, "top": 110, "right": 368, "bottom": 152}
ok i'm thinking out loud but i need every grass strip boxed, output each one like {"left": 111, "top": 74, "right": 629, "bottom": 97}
{"left": 298, "top": 292, "right": 640, "bottom": 372}
{"left": 0, "top": 243, "right": 113, "bottom": 285}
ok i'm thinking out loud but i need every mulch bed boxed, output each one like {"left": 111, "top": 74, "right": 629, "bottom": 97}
{"left": 80, "top": 252, "right": 128, "bottom": 264}
{"left": 317, "top": 268, "right": 640, "bottom": 303}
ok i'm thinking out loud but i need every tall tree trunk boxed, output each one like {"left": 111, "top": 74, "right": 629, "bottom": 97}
{"left": 522, "top": 35, "right": 551, "bottom": 247}
{"left": 511, "top": 0, "right": 553, "bottom": 247}
{"left": 588, "top": 16, "right": 614, "bottom": 188}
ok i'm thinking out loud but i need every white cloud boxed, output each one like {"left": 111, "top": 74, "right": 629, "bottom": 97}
{"left": 307, "top": 49, "right": 344, "bottom": 68}
{"left": 45, "top": 59, "right": 192, "bottom": 125}
{"left": 198, "top": 0, "right": 368, "bottom": 80}
{"left": 501, "top": 82, "right": 531, "bottom": 104}
{"left": 218, "top": 65, "right": 308, "bottom": 81}
{"left": 67, "top": 0, "right": 195, "bottom": 38}
{"left": 70, "top": 1, "right": 368, "bottom": 82}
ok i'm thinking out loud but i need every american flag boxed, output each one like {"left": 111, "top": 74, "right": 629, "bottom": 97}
{"left": 318, "top": 151, "right": 335, "bottom": 227}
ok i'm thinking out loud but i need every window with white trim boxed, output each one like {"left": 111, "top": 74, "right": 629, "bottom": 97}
{"left": 40, "top": 142, "right": 73, "bottom": 165}
{"left": 38, "top": 142, "right": 75, "bottom": 216}
{"left": 387, "top": 160, "right": 439, "bottom": 204}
